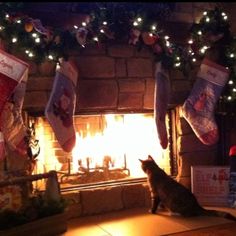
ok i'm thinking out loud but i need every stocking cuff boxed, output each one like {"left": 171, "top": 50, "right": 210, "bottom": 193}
{"left": 57, "top": 59, "right": 78, "bottom": 86}
{"left": 197, "top": 58, "right": 229, "bottom": 87}
{"left": 0, "top": 49, "right": 29, "bottom": 82}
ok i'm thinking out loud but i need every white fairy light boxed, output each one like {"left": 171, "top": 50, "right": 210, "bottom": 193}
{"left": 28, "top": 52, "right": 34, "bottom": 57}
{"left": 188, "top": 39, "right": 193, "bottom": 44}
{"left": 74, "top": 25, "right": 78, "bottom": 29}
{"left": 103, "top": 21, "right": 107, "bottom": 25}
{"left": 5, "top": 14, "right": 9, "bottom": 19}
{"left": 176, "top": 56, "right": 180, "bottom": 61}
{"left": 223, "top": 15, "right": 228, "bottom": 20}
{"left": 205, "top": 17, "right": 210, "bottom": 22}
{"left": 149, "top": 33, "right": 153, "bottom": 37}
{"left": 12, "top": 37, "right": 17, "bottom": 43}
{"left": 227, "top": 96, "right": 232, "bottom": 101}
{"left": 100, "top": 29, "right": 105, "bottom": 33}
{"left": 82, "top": 22, "right": 87, "bottom": 27}
{"left": 166, "top": 41, "right": 170, "bottom": 47}
{"left": 164, "top": 35, "right": 169, "bottom": 40}
{"left": 35, "top": 38, "right": 40, "bottom": 43}
{"left": 48, "top": 55, "right": 54, "bottom": 60}
{"left": 151, "top": 25, "right": 156, "bottom": 30}
{"left": 233, "top": 88, "right": 236, "bottom": 92}
{"left": 137, "top": 17, "right": 142, "bottom": 22}
{"left": 175, "top": 62, "right": 181, "bottom": 67}
{"left": 230, "top": 53, "right": 235, "bottom": 58}
{"left": 25, "top": 50, "right": 30, "bottom": 54}
{"left": 133, "top": 21, "right": 138, "bottom": 26}
{"left": 198, "top": 31, "right": 202, "bottom": 35}
{"left": 16, "top": 19, "right": 21, "bottom": 24}
{"left": 0, "top": 26, "right": 4, "bottom": 31}
{"left": 93, "top": 37, "right": 99, "bottom": 42}
{"left": 222, "top": 12, "right": 226, "bottom": 16}
{"left": 56, "top": 62, "right": 60, "bottom": 69}
{"left": 228, "top": 80, "right": 234, "bottom": 85}
{"left": 203, "top": 11, "right": 208, "bottom": 16}
{"left": 32, "top": 33, "right": 37, "bottom": 38}
{"left": 192, "top": 58, "right": 196, "bottom": 62}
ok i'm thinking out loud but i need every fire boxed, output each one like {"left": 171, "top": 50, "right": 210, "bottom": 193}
{"left": 72, "top": 113, "right": 168, "bottom": 178}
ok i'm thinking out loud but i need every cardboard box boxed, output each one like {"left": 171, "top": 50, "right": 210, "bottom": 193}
{"left": 191, "top": 166, "right": 230, "bottom": 206}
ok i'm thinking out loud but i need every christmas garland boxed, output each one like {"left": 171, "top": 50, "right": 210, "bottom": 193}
{"left": 0, "top": 3, "right": 236, "bottom": 101}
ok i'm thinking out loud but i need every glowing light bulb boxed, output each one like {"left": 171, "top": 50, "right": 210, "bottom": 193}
{"left": 82, "top": 22, "right": 87, "bottom": 27}
{"left": 151, "top": 25, "right": 156, "bottom": 30}
{"left": 176, "top": 56, "right": 180, "bottom": 61}
{"left": 12, "top": 37, "right": 17, "bottom": 43}
{"left": 137, "top": 17, "right": 142, "bottom": 22}
{"left": 133, "top": 21, "right": 138, "bottom": 26}
{"left": 16, "top": 19, "right": 21, "bottom": 24}
{"left": 229, "top": 80, "right": 234, "bottom": 85}
{"left": 28, "top": 52, "right": 34, "bottom": 57}
{"left": 175, "top": 62, "right": 181, "bottom": 67}
{"left": 223, "top": 15, "right": 228, "bottom": 20}
{"left": 222, "top": 12, "right": 226, "bottom": 16}
{"left": 205, "top": 17, "right": 210, "bottom": 22}
{"left": 149, "top": 33, "right": 153, "bottom": 37}
{"left": 0, "top": 26, "right": 3, "bottom": 31}
{"left": 103, "top": 21, "right": 107, "bottom": 25}
{"left": 25, "top": 50, "right": 29, "bottom": 54}
{"left": 198, "top": 31, "right": 202, "bottom": 35}
{"left": 203, "top": 11, "right": 207, "bottom": 15}
{"left": 35, "top": 38, "right": 40, "bottom": 43}
{"left": 192, "top": 58, "right": 196, "bottom": 62}
{"left": 188, "top": 39, "right": 193, "bottom": 44}
{"left": 74, "top": 25, "right": 78, "bottom": 29}
{"left": 48, "top": 55, "right": 54, "bottom": 60}
{"left": 5, "top": 14, "right": 9, "bottom": 19}
{"left": 164, "top": 35, "right": 169, "bottom": 40}
{"left": 32, "top": 33, "right": 37, "bottom": 38}
{"left": 230, "top": 53, "right": 235, "bottom": 58}
{"left": 166, "top": 41, "right": 170, "bottom": 47}
{"left": 100, "top": 29, "right": 104, "bottom": 33}
{"left": 233, "top": 88, "right": 236, "bottom": 92}
{"left": 227, "top": 96, "right": 232, "bottom": 101}
{"left": 93, "top": 37, "right": 99, "bottom": 42}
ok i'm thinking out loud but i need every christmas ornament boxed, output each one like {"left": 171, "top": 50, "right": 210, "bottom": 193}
{"left": 76, "top": 27, "right": 88, "bottom": 47}
{"left": 142, "top": 32, "right": 157, "bottom": 45}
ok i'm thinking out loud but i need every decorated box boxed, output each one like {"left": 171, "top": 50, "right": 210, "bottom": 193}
{"left": 191, "top": 166, "right": 230, "bottom": 206}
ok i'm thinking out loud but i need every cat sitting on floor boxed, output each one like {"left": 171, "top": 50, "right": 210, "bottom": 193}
{"left": 139, "top": 155, "right": 236, "bottom": 221}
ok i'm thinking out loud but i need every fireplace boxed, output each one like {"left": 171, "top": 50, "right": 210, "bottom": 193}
{"left": 32, "top": 111, "right": 173, "bottom": 190}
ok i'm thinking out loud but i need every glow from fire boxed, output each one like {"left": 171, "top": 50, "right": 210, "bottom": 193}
{"left": 72, "top": 114, "right": 169, "bottom": 178}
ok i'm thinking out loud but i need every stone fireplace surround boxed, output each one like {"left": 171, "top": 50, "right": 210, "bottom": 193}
{"left": 14, "top": 2, "right": 236, "bottom": 217}
{"left": 20, "top": 42, "right": 236, "bottom": 217}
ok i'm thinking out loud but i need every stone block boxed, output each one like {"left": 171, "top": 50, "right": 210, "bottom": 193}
{"left": 80, "top": 44, "right": 106, "bottom": 56}
{"left": 77, "top": 80, "right": 118, "bottom": 110}
{"left": 26, "top": 76, "right": 53, "bottom": 91}
{"left": 23, "top": 91, "right": 48, "bottom": 109}
{"left": 38, "top": 61, "right": 56, "bottom": 76}
{"left": 119, "top": 79, "right": 145, "bottom": 92}
{"left": 143, "top": 78, "right": 155, "bottom": 109}
{"left": 115, "top": 59, "right": 127, "bottom": 77}
{"left": 81, "top": 186, "right": 123, "bottom": 215}
{"left": 127, "top": 58, "right": 153, "bottom": 77}
{"left": 177, "top": 150, "right": 217, "bottom": 177}
{"left": 77, "top": 56, "right": 115, "bottom": 78}
{"left": 108, "top": 44, "right": 134, "bottom": 57}
{"left": 122, "top": 184, "right": 146, "bottom": 209}
{"left": 177, "top": 134, "right": 217, "bottom": 154}
{"left": 118, "top": 93, "right": 143, "bottom": 110}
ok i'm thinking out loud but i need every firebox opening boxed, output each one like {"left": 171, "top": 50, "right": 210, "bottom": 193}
{"left": 32, "top": 112, "right": 173, "bottom": 190}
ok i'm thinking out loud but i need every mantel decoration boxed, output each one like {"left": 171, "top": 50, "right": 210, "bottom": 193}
{"left": 0, "top": 3, "right": 236, "bottom": 102}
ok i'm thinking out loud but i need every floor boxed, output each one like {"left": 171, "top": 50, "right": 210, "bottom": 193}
{"left": 63, "top": 207, "right": 236, "bottom": 236}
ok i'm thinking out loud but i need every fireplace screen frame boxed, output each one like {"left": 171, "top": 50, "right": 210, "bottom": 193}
{"left": 31, "top": 109, "right": 177, "bottom": 190}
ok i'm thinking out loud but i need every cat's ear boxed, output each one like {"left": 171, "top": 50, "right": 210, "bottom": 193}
{"left": 148, "top": 155, "right": 153, "bottom": 160}
{"left": 139, "top": 159, "right": 144, "bottom": 163}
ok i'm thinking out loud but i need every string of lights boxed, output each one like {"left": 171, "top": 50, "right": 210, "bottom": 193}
{"left": 0, "top": 4, "right": 236, "bottom": 101}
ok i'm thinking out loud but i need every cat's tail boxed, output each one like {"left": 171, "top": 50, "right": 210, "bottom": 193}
{"left": 203, "top": 209, "right": 236, "bottom": 221}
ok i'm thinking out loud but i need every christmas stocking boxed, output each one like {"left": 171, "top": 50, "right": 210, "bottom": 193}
{"left": 0, "top": 69, "right": 29, "bottom": 156}
{"left": 45, "top": 59, "right": 78, "bottom": 152}
{"left": 0, "top": 49, "right": 28, "bottom": 114}
{"left": 182, "top": 58, "right": 229, "bottom": 145}
{"left": 154, "top": 62, "right": 170, "bottom": 149}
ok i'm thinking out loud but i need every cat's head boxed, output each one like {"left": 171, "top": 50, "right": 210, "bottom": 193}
{"left": 139, "top": 155, "right": 157, "bottom": 173}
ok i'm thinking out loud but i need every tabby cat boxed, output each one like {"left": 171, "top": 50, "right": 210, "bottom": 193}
{"left": 139, "top": 155, "right": 236, "bottom": 221}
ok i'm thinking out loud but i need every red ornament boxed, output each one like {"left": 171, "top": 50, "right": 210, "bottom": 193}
{"left": 24, "top": 22, "right": 34, "bottom": 33}
{"left": 142, "top": 32, "right": 157, "bottom": 45}
{"left": 229, "top": 145, "right": 236, "bottom": 157}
